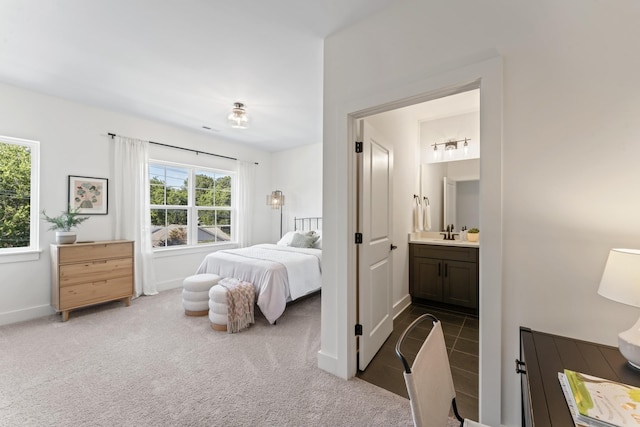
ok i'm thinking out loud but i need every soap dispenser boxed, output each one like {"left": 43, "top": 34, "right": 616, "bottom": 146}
{"left": 461, "top": 226, "right": 467, "bottom": 241}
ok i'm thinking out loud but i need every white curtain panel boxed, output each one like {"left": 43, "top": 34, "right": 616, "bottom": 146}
{"left": 236, "top": 160, "right": 256, "bottom": 248}
{"left": 114, "top": 136, "right": 158, "bottom": 297}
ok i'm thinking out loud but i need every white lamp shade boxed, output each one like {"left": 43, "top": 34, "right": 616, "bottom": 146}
{"left": 598, "top": 249, "right": 640, "bottom": 308}
{"left": 266, "top": 190, "right": 284, "bottom": 209}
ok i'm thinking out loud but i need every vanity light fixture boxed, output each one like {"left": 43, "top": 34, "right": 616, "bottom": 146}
{"left": 598, "top": 248, "right": 640, "bottom": 369}
{"left": 433, "top": 144, "right": 440, "bottom": 161}
{"left": 432, "top": 138, "right": 470, "bottom": 155}
{"left": 228, "top": 102, "right": 249, "bottom": 129}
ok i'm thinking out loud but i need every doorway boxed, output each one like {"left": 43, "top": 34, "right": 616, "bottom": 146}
{"left": 318, "top": 56, "right": 503, "bottom": 424}
{"left": 354, "top": 87, "right": 481, "bottom": 417}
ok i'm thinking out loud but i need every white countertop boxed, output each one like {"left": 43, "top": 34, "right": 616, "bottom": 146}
{"left": 408, "top": 232, "right": 480, "bottom": 248}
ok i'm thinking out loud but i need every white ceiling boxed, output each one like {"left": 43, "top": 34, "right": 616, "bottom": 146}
{"left": 0, "top": 0, "right": 398, "bottom": 152}
{"left": 384, "top": 89, "right": 480, "bottom": 123}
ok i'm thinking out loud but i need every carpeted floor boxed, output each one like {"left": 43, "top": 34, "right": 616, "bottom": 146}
{"left": 0, "top": 288, "right": 419, "bottom": 426}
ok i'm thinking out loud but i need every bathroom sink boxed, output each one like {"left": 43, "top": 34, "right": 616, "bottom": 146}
{"left": 410, "top": 237, "right": 479, "bottom": 246}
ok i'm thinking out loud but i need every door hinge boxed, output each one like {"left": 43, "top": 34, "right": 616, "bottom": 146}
{"left": 355, "top": 141, "right": 363, "bottom": 153}
{"left": 355, "top": 324, "right": 363, "bottom": 336}
{"left": 355, "top": 232, "right": 363, "bottom": 244}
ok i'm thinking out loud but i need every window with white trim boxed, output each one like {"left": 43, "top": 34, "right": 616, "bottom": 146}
{"left": 0, "top": 135, "right": 40, "bottom": 257}
{"left": 149, "top": 161, "right": 233, "bottom": 249}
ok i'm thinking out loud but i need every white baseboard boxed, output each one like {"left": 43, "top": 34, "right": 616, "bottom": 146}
{"left": 317, "top": 350, "right": 341, "bottom": 377}
{"left": 0, "top": 304, "right": 55, "bottom": 326}
{"left": 393, "top": 294, "right": 412, "bottom": 320}
{"left": 155, "top": 278, "right": 184, "bottom": 293}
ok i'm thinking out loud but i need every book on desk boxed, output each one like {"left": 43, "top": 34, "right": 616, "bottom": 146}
{"left": 558, "top": 369, "right": 640, "bottom": 427}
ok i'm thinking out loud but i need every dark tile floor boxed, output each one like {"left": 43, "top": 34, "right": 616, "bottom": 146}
{"left": 357, "top": 303, "right": 479, "bottom": 421}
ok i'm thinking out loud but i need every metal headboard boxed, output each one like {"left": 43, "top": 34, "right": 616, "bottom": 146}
{"left": 294, "top": 217, "right": 322, "bottom": 232}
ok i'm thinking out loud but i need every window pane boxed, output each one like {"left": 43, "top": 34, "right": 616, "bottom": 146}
{"left": 150, "top": 208, "right": 188, "bottom": 247}
{"left": 197, "top": 209, "right": 231, "bottom": 243}
{"left": 0, "top": 142, "right": 32, "bottom": 248}
{"left": 195, "top": 189, "right": 214, "bottom": 207}
{"left": 150, "top": 162, "right": 234, "bottom": 249}
{"left": 218, "top": 210, "right": 232, "bottom": 239}
{"left": 214, "top": 174, "right": 232, "bottom": 207}
{"left": 195, "top": 171, "right": 231, "bottom": 207}
{"left": 149, "top": 164, "right": 188, "bottom": 206}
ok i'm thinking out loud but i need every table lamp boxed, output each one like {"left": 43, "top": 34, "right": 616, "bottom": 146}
{"left": 598, "top": 248, "right": 640, "bottom": 369}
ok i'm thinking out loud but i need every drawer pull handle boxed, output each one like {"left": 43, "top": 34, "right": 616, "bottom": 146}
{"left": 515, "top": 358, "right": 526, "bottom": 374}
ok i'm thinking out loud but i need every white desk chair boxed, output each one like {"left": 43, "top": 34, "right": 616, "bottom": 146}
{"left": 395, "top": 314, "right": 489, "bottom": 427}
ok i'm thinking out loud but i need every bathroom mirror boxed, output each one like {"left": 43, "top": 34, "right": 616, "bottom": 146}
{"left": 420, "top": 161, "right": 480, "bottom": 232}
{"left": 444, "top": 177, "right": 479, "bottom": 231}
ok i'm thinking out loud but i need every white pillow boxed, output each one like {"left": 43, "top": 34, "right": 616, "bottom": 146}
{"left": 276, "top": 231, "right": 297, "bottom": 246}
{"left": 276, "top": 230, "right": 321, "bottom": 247}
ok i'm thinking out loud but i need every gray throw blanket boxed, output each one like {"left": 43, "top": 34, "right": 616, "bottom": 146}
{"left": 219, "top": 278, "right": 255, "bottom": 333}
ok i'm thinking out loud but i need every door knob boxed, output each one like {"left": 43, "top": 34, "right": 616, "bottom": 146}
{"left": 390, "top": 244, "right": 397, "bottom": 250}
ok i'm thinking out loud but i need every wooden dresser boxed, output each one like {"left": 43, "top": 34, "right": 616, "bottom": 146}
{"left": 50, "top": 240, "right": 134, "bottom": 321}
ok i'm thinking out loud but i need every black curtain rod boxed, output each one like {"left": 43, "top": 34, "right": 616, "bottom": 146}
{"left": 108, "top": 133, "right": 259, "bottom": 165}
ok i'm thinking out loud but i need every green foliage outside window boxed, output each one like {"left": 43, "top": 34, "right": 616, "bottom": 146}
{"left": 0, "top": 142, "right": 31, "bottom": 248}
{"left": 149, "top": 164, "right": 232, "bottom": 247}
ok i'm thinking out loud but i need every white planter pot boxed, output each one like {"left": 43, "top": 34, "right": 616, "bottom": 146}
{"left": 56, "top": 231, "right": 77, "bottom": 244}
{"left": 467, "top": 233, "right": 479, "bottom": 242}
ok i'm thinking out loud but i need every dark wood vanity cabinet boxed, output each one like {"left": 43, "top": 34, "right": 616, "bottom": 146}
{"left": 409, "top": 243, "right": 479, "bottom": 310}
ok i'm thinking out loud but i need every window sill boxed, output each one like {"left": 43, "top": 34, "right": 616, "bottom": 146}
{"left": 153, "top": 242, "right": 239, "bottom": 258}
{"left": 0, "top": 249, "right": 42, "bottom": 264}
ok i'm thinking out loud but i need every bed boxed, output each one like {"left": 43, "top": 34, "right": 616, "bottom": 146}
{"left": 195, "top": 217, "right": 322, "bottom": 324}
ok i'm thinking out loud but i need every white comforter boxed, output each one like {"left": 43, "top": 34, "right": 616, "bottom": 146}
{"left": 195, "top": 244, "right": 322, "bottom": 324}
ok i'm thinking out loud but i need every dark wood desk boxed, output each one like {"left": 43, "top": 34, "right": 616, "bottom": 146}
{"left": 519, "top": 327, "right": 640, "bottom": 427}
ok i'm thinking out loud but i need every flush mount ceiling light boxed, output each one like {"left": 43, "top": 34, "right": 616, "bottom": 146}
{"left": 227, "top": 102, "right": 249, "bottom": 129}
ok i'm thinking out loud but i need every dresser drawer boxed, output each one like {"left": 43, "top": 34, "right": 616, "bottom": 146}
{"left": 59, "top": 276, "right": 133, "bottom": 310}
{"left": 59, "top": 257, "right": 133, "bottom": 287}
{"left": 58, "top": 242, "right": 133, "bottom": 263}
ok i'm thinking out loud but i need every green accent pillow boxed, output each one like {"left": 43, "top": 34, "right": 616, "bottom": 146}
{"left": 289, "top": 232, "right": 320, "bottom": 248}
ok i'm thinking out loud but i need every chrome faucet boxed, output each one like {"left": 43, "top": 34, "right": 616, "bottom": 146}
{"left": 440, "top": 224, "right": 458, "bottom": 240}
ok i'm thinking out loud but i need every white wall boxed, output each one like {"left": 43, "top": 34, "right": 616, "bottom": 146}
{"left": 270, "top": 143, "right": 323, "bottom": 241}
{"left": 0, "top": 82, "right": 274, "bottom": 324}
{"left": 421, "top": 111, "right": 480, "bottom": 163}
{"left": 323, "top": 1, "right": 640, "bottom": 426}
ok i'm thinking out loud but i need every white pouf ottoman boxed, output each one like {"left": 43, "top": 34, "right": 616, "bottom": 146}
{"left": 208, "top": 284, "right": 228, "bottom": 331}
{"left": 182, "top": 274, "right": 221, "bottom": 316}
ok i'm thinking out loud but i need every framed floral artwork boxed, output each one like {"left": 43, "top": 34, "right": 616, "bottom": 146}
{"left": 68, "top": 175, "right": 108, "bottom": 215}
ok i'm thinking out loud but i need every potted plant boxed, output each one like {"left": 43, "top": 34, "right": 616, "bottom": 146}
{"left": 467, "top": 227, "right": 480, "bottom": 242}
{"left": 42, "top": 206, "right": 90, "bottom": 244}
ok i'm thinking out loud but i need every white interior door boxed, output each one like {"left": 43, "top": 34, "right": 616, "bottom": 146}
{"left": 357, "top": 120, "right": 394, "bottom": 370}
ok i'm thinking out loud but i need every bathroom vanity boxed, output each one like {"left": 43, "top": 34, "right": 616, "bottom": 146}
{"left": 409, "top": 235, "right": 479, "bottom": 313}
